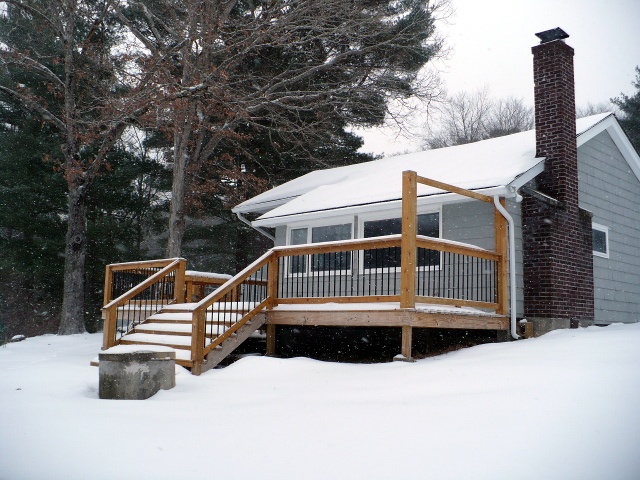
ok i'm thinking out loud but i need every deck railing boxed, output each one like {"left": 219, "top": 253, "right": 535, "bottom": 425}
{"left": 190, "top": 251, "right": 274, "bottom": 367}
{"left": 102, "top": 258, "right": 186, "bottom": 349}
{"left": 270, "top": 235, "right": 501, "bottom": 309}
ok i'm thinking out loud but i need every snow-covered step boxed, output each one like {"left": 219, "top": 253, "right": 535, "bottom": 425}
{"left": 148, "top": 312, "right": 193, "bottom": 322}
{"left": 207, "top": 302, "right": 259, "bottom": 311}
{"left": 172, "top": 349, "right": 193, "bottom": 362}
{"left": 135, "top": 323, "right": 193, "bottom": 335}
{"left": 146, "top": 312, "right": 244, "bottom": 325}
{"left": 121, "top": 333, "right": 194, "bottom": 349}
{"left": 121, "top": 332, "right": 213, "bottom": 348}
{"left": 161, "top": 303, "right": 199, "bottom": 312}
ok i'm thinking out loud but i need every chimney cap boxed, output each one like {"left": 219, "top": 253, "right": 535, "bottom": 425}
{"left": 535, "top": 27, "right": 569, "bottom": 44}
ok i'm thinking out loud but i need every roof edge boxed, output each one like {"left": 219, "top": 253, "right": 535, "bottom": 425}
{"left": 577, "top": 113, "right": 640, "bottom": 183}
{"left": 252, "top": 185, "right": 513, "bottom": 227}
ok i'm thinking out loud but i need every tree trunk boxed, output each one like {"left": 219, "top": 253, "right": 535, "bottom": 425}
{"left": 166, "top": 136, "right": 188, "bottom": 258}
{"left": 59, "top": 186, "right": 87, "bottom": 334}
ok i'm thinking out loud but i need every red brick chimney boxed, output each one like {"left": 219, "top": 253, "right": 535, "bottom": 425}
{"left": 521, "top": 28, "right": 594, "bottom": 333}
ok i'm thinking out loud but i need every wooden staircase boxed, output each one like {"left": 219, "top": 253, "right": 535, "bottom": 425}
{"left": 118, "top": 302, "right": 266, "bottom": 370}
{"left": 102, "top": 253, "right": 274, "bottom": 374}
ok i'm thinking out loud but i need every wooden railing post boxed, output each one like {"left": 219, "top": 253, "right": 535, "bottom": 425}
{"left": 102, "top": 264, "right": 115, "bottom": 350}
{"left": 191, "top": 308, "right": 206, "bottom": 372}
{"left": 400, "top": 171, "right": 417, "bottom": 309}
{"left": 494, "top": 198, "right": 509, "bottom": 316}
{"left": 103, "top": 264, "right": 114, "bottom": 307}
{"left": 174, "top": 258, "right": 187, "bottom": 304}
{"left": 102, "top": 306, "right": 117, "bottom": 350}
{"left": 267, "top": 254, "right": 279, "bottom": 308}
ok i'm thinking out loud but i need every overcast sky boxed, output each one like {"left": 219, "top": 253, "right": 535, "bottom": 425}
{"left": 358, "top": 0, "right": 640, "bottom": 156}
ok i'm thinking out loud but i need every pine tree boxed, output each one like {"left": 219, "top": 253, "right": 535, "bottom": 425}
{"left": 0, "top": 0, "right": 158, "bottom": 334}
{"left": 613, "top": 67, "right": 640, "bottom": 152}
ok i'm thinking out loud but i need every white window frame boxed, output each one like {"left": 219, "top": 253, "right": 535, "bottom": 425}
{"left": 358, "top": 207, "right": 442, "bottom": 272}
{"left": 592, "top": 223, "right": 610, "bottom": 258}
{"left": 285, "top": 218, "right": 354, "bottom": 276}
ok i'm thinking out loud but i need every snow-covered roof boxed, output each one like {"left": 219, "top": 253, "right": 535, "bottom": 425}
{"left": 234, "top": 113, "right": 619, "bottom": 226}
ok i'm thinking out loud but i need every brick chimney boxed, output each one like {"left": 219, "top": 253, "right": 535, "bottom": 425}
{"left": 521, "top": 28, "right": 594, "bottom": 334}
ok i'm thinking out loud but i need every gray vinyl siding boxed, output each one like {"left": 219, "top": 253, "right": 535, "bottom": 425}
{"left": 443, "top": 200, "right": 524, "bottom": 317}
{"left": 578, "top": 130, "right": 640, "bottom": 324}
{"left": 275, "top": 225, "right": 287, "bottom": 246}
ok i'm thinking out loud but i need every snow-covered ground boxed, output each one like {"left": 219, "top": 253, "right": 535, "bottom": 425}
{"left": 1, "top": 324, "right": 639, "bottom": 480}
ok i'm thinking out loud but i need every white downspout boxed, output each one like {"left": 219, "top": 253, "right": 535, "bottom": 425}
{"left": 493, "top": 195, "right": 520, "bottom": 340}
{"left": 235, "top": 211, "right": 276, "bottom": 242}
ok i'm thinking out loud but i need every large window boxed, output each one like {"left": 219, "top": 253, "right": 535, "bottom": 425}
{"left": 592, "top": 223, "right": 609, "bottom": 258}
{"left": 288, "top": 223, "right": 352, "bottom": 273}
{"left": 363, "top": 212, "right": 440, "bottom": 269}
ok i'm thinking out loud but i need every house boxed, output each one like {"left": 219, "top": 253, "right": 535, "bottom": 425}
{"left": 233, "top": 27, "right": 640, "bottom": 334}
{"left": 99, "top": 28, "right": 640, "bottom": 374}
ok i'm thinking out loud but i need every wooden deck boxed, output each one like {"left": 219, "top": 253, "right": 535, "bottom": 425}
{"left": 100, "top": 171, "right": 514, "bottom": 373}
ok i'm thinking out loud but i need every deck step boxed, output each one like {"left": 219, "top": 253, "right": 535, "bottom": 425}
{"left": 135, "top": 322, "right": 192, "bottom": 335}
{"left": 120, "top": 333, "right": 202, "bottom": 350}
{"left": 148, "top": 312, "right": 193, "bottom": 322}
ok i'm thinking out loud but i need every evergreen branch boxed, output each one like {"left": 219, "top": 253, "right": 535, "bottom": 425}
{"left": 2, "top": 0, "right": 60, "bottom": 34}
{"left": 0, "top": 85, "right": 66, "bottom": 131}
{"left": 0, "top": 50, "right": 64, "bottom": 88}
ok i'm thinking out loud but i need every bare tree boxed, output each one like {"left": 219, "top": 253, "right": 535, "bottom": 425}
{"left": 485, "top": 96, "right": 533, "bottom": 137}
{"left": 575, "top": 101, "right": 614, "bottom": 119}
{"left": 424, "top": 89, "right": 533, "bottom": 149}
{"left": 0, "top": 0, "right": 154, "bottom": 334}
{"left": 114, "top": 0, "right": 447, "bottom": 256}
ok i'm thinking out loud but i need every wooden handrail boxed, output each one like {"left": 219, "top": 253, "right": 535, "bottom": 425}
{"left": 105, "top": 258, "right": 184, "bottom": 271}
{"left": 415, "top": 236, "right": 501, "bottom": 261}
{"left": 193, "top": 250, "right": 274, "bottom": 312}
{"left": 190, "top": 249, "right": 275, "bottom": 367}
{"left": 272, "top": 234, "right": 499, "bottom": 261}
{"left": 273, "top": 235, "right": 402, "bottom": 256}
{"left": 103, "top": 258, "right": 184, "bottom": 310}
{"left": 102, "top": 258, "right": 187, "bottom": 350}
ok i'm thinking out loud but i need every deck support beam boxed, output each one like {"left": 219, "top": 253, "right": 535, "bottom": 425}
{"left": 266, "top": 324, "right": 277, "bottom": 356}
{"left": 401, "top": 325, "right": 413, "bottom": 359}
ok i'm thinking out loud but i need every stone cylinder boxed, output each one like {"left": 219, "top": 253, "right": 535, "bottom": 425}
{"left": 99, "top": 347, "right": 176, "bottom": 400}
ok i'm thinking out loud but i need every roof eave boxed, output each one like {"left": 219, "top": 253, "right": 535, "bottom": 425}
{"left": 252, "top": 185, "right": 515, "bottom": 228}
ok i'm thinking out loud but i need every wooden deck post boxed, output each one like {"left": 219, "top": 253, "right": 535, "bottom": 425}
{"left": 401, "top": 325, "right": 413, "bottom": 359}
{"left": 400, "top": 171, "right": 417, "bottom": 309}
{"left": 266, "top": 324, "right": 277, "bottom": 356}
{"left": 494, "top": 198, "right": 509, "bottom": 316}
{"left": 174, "top": 258, "right": 187, "bottom": 304}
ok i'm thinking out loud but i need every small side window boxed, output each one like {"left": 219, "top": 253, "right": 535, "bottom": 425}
{"left": 592, "top": 223, "right": 609, "bottom": 258}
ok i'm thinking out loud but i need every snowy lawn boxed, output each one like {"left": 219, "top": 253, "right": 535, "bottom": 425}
{"left": 1, "top": 324, "right": 639, "bottom": 480}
